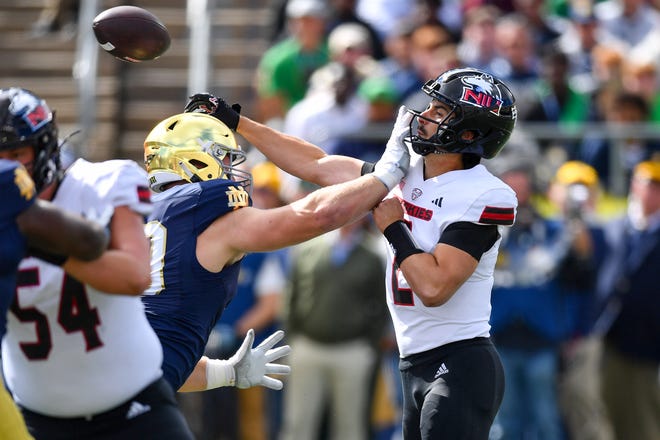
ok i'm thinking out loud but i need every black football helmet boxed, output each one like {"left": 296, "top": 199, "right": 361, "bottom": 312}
{"left": 408, "top": 68, "right": 517, "bottom": 159}
{"left": 0, "top": 87, "right": 60, "bottom": 191}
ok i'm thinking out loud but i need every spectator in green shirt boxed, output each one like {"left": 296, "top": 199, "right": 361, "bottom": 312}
{"left": 255, "top": 0, "right": 330, "bottom": 125}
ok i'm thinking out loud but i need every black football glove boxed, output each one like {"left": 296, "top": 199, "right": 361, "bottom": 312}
{"left": 184, "top": 93, "right": 242, "bottom": 130}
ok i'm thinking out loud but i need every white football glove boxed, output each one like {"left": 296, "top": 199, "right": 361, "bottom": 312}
{"left": 373, "top": 106, "right": 413, "bottom": 190}
{"left": 206, "top": 329, "right": 291, "bottom": 390}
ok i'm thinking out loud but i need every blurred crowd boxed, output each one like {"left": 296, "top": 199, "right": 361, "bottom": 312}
{"left": 251, "top": 0, "right": 660, "bottom": 195}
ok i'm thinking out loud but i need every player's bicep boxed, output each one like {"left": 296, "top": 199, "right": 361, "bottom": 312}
{"left": 431, "top": 243, "right": 479, "bottom": 286}
{"left": 109, "top": 206, "right": 150, "bottom": 258}
{"left": 211, "top": 205, "right": 326, "bottom": 254}
{"left": 63, "top": 206, "right": 151, "bottom": 295}
{"left": 429, "top": 223, "right": 498, "bottom": 290}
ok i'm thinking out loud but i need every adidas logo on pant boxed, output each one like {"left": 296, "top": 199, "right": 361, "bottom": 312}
{"left": 434, "top": 362, "right": 449, "bottom": 379}
{"left": 126, "top": 401, "right": 152, "bottom": 420}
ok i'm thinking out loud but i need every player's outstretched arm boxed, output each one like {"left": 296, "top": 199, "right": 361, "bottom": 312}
{"left": 184, "top": 93, "right": 363, "bottom": 186}
{"left": 20, "top": 199, "right": 109, "bottom": 263}
{"left": 240, "top": 117, "right": 364, "bottom": 186}
{"left": 179, "top": 329, "right": 291, "bottom": 393}
{"left": 238, "top": 105, "right": 412, "bottom": 190}
{"left": 198, "top": 112, "right": 411, "bottom": 262}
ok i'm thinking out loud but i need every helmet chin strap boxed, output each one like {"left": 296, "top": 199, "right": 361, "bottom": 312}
{"left": 411, "top": 129, "right": 456, "bottom": 156}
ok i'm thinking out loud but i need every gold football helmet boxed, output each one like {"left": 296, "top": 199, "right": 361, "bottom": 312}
{"left": 144, "top": 112, "right": 251, "bottom": 192}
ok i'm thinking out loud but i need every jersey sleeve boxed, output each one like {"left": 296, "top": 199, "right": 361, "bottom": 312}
{"left": 193, "top": 180, "right": 251, "bottom": 234}
{"left": 96, "top": 160, "right": 152, "bottom": 217}
{"left": 460, "top": 187, "right": 517, "bottom": 227}
{"left": 1, "top": 160, "right": 36, "bottom": 219}
{"left": 439, "top": 222, "right": 499, "bottom": 261}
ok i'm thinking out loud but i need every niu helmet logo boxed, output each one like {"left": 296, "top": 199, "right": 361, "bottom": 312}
{"left": 460, "top": 74, "right": 503, "bottom": 116}
{"left": 24, "top": 104, "right": 50, "bottom": 130}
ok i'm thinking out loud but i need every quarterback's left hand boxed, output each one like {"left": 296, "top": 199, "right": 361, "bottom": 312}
{"left": 232, "top": 329, "right": 291, "bottom": 390}
{"left": 373, "top": 197, "right": 405, "bottom": 232}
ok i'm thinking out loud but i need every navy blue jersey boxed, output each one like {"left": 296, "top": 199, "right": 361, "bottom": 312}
{"left": 142, "top": 179, "right": 251, "bottom": 390}
{"left": 0, "top": 160, "right": 35, "bottom": 340}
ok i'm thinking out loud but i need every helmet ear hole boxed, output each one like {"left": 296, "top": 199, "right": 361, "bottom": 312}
{"left": 189, "top": 159, "right": 206, "bottom": 169}
{"left": 459, "top": 130, "right": 475, "bottom": 142}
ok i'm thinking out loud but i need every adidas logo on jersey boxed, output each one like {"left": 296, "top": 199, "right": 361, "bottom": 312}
{"left": 126, "top": 401, "right": 152, "bottom": 420}
{"left": 432, "top": 197, "right": 443, "bottom": 207}
{"left": 434, "top": 362, "right": 449, "bottom": 379}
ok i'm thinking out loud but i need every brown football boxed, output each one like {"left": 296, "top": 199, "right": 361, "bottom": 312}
{"left": 92, "top": 5, "right": 170, "bottom": 62}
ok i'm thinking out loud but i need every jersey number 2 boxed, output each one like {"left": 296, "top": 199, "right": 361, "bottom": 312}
{"left": 11, "top": 267, "right": 103, "bottom": 360}
{"left": 391, "top": 264, "right": 414, "bottom": 306}
{"left": 392, "top": 219, "right": 415, "bottom": 306}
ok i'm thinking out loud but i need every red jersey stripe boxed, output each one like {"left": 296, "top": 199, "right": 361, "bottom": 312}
{"left": 137, "top": 186, "right": 151, "bottom": 203}
{"left": 479, "top": 206, "right": 514, "bottom": 225}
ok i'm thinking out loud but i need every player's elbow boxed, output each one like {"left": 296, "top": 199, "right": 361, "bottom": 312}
{"left": 302, "top": 167, "right": 326, "bottom": 187}
{"left": 124, "top": 279, "right": 151, "bottom": 296}
{"left": 311, "top": 204, "right": 349, "bottom": 232}
{"left": 415, "top": 282, "right": 458, "bottom": 307}
{"left": 133, "top": 272, "right": 152, "bottom": 295}
{"left": 417, "top": 291, "right": 450, "bottom": 307}
{"left": 122, "top": 266, "right": 152, "bottom": 295}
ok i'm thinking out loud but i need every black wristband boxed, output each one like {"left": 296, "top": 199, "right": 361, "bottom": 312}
{"left": 27, "top": 247, "right": 68, "bottom": 266}
{"left": 383, "top": 220, "right": 424, "bottom": 267}
{"left": 212, "top": 102, "right": 241, "bottom": 130}
{"left": 361, "top": 161, "right": 375, "bottom": 176}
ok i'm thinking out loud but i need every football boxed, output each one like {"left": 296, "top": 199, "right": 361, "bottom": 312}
{"left": 92, "top": 5, "right": 170, "bottom": 62}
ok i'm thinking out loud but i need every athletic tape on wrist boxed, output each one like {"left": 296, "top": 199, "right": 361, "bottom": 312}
{"left": 383, "top": 220, "right": 424, "bottom": 267}
{"left": 205, "top": 359, "right": 236, "bottom": 390}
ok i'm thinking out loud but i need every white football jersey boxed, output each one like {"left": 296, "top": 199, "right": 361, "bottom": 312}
{"left": 1, "top": 159, "right": 162, "bottom": 417}
{"left": 386, "top": 158, "right": 517, "bottom": 357}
